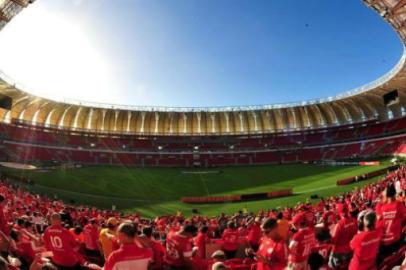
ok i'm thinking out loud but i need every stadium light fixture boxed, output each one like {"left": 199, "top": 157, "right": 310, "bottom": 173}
{"left": 158, "top": 146, "right": 163, "bottom": 150}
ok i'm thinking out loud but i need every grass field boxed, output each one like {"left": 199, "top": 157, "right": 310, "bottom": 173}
{"left": 0, "top": 161, "right": 392, "bottom": 218}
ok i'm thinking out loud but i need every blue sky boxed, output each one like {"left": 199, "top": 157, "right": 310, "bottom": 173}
{"left": 0, "top": 0, "right": 402, "bottom": 107}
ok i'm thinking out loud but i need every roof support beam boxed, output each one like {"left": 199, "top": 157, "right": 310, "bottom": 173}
{"left": 0, "top": 10, "right": 9, "bottom": 22}
{"left": 8, "top": 0, "right": 28, "bottom": 8}
{"left": 392, "top": 0, "right": 406, "bottom": 14}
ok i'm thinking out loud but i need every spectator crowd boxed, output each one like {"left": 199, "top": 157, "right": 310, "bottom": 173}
{"left": 0, "top": 166, "right": 404, "bottom": 270}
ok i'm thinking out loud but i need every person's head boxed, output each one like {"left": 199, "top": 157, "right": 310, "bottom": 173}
{"left": 10, "top": 229, "right": 20, "bottom": 242}
{"left": 50, "top": 213, "right": 61, "bottom": 226}
{"left": 211, "top": 250, "right": 226, "bottom": 262}
{"left": 227, "top": 221, "right": 235, "bottom": 230}
{"left": 74, "top": 226, "right": 82, "bottom": 235}
{"left": 200, "top": 226, "right": 209, "bottom": 234}
{"left": 182, "top": 224, "right": 197, "bottom": 238}
{"left": 16, "top": 218, "right": 25, "bottom": 227}
{"left": 308, "top": 252, "right": 324, "bottom": 270}
{"left": 142, "top": 226, "right": 153, "bottom": 238}
{"left": 363, "top": 211, "right": 376, "bottom": 231}
{"left": 40, "top": 262, "right": 58, "bottom": 270}
{"left": 212, "top": 262, "right": 227, "bottom": 270}
{"left": 107, "top": 217, "right": 118, "bottom": 231}
{"left": 0, "top": 195, "right": 5, "bottom": 207}
{"left": 261, "top": 218, "right": 279, "bottom": 241}
{"left": 315, "top": 227, "right": 331, "bottom": 243}
{"left": 90, "top": 218, "right": 98, "bottom": 228}
{"left": 117, "top": 222, "right": 137, "bottom": 244}
{"left": 357, "top": 210, "right": 367, "bottom": 231}
{"left": 385, "top": 184, "right": 396, "bottom": 200}
{"left": 24, "top": 220, "right": 33, "bottom": 229}
{"left": 292, "top": 213, "right": 307, "bottom": 230}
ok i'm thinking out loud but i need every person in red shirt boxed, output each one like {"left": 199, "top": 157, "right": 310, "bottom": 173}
{"left": 254, "top": 217, "right": 287, "bottom": 270}
{"left": 288, "top": 212, "right": 315, "bottom": 270}
{"left": 221, "top": 221, "right": 239, "bottom": 259}
{"left": 140, "top": 226, "right": 165, "bottom": 270}
{"left": 164, "top": 224, "right": 197, "bottom": 269}
{"left": 246, "top": 217, "right": 261, "bottom": 251}
{"left": 194, "top": 226, "right": 209, "bottom": 259}
{"left": 322, "top": 205, "right": 337, "bottom": 230}
{"left": 104, "top": 222, "right": 152, "bottom": 270}
{"left": 43, "top": 213, "right": 83, "bottom": 270}
{"left": 329, "top": 203, "right": 357, "bottom": 269}
{"left": 349, "top": 210, "right": 381, "bottom": 270}
{"left": 83, "top": 218, "right": 102, "bottom": 262}
{"left": 376, "top": 183, "right": 405, "bottom": 257}
{"left": 0, "top": 195, "right": 9, "bottom": 236}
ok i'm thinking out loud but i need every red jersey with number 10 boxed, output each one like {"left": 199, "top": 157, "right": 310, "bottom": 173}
{"left": 256, "top": 237, "right": 287, "bottom": 270}
{"left": 289, "top": 228, "right": 315, "bottom": 263}
{"left": 43, "top": 224, "right": 81, "bottom": 267}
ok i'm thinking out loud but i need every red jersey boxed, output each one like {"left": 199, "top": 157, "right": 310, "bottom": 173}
{"left": 288, "top": 228, "right": 315, "bottom": 263}
{"left": 164, "top": 232, "right": 193, "bottom": 267}
{"left": 43, "top": 224, "right": 81, "bottom": 267}
{"left": 83, "top": 224, "right": 99, "bottom": 250}
{"left": 246, "top": 222, "right": 261, "bottom": 246}
{"left": 256, "top": 237, "right": 287, "bottom": 270}
{"left": 194, "top": 232, "right": 208, "bottom": 259}
{"left": 376, "top": 200, "right": 405, "bottom": 245}
{"left": 322, "top": 211, "right": 337, "bottom": 227}
{"left": 149, "top": 239, "right": 165, "bottom": 270}
{"left": 349, "top": 230, "right": 381, "bottom": 270}
{"left": 304, "top": 211, "right": 316, "bottom": 228}
{"left": 331, "top": 217, "right": 357, "bottom": 254}
{"left": 104, "top": 243, "right": 152, "bottom": 270}
{"left": 312, "top": 243, "right": 331, "bottom": 262}
{"left": 0, "top": 205, "right": 9, "bottom": 235}
{"left": 221, "top": 228, "right": 239, "bottom": 251}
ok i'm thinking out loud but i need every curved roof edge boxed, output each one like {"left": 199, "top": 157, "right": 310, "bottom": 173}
{"left": 0, "top": 0, "right": 403, "bottom": 112}
{"left": 0, "top": 0, "right": 405, "bottom": 136}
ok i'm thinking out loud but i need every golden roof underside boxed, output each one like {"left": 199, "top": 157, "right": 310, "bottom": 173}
{"left": 0, "top": 0, "right": 405, "bottom": 136}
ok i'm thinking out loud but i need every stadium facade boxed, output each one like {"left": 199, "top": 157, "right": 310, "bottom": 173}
{"left": 0, "top": 0, "right": 405, "bottom": 167}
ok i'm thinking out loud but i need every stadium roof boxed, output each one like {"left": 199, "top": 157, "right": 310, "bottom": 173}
{"left": 0, "top": 0, "right": 405, "bottom": 135}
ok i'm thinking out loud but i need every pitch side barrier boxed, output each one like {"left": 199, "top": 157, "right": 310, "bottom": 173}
{"left": 181, "top": 189, "right": 292, "bottom": 204}
{"left": 336, "top": 165, "right": 399, "bottom": 186}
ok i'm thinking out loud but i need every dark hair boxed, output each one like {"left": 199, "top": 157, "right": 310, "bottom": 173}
{"left": 315, "top": 227, "right": 331, "bottom": 242}
{"left": 364, "top": 211, "right": 376, "bottom": 230}
{"left": 308, "top": 252, "right": 324, "bottom": 270}
{"left": 142, "top": 226, "right": 153, "bottom": 238}
{"left": 200, "top": 226, "right": 209, "bottom": 233}
{"left": 276, "top": 212, "right": 283, "bottom": 220}
{"left": 118, "top": 222, "right": 137, "bottom": 238}
{"left": 17, "top": 218, "right": 25, "bottom": 226}
{"left": 227, "top": 221, "right": 235, "bottom": 229}
{"left": 261, "top": 218, "right": 278, "bottom": 231}
{"left": 74, "top": 226, "right": 82, "bottom": 235}
{"left": 386, "top": 183, "right": 396, "bottom": 198}
{"left": 10, "top": 229, "right": 19, "bottom": 241}
{"left": 0, "top": 195, "right": 5, "bottom": 203}
{"left": 183, "top": 224, "right": 198, "bottom": 236}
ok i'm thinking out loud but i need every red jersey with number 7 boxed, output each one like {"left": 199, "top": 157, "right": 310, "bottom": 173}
{"left": 377, "top": 201, "right": 405, "bottom": 245}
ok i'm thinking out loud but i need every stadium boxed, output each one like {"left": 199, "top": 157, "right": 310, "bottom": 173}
{"left": 0, "top": 0, "right": 403, "bottom": 269}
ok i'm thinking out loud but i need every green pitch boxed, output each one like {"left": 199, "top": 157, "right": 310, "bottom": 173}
{"left": 4, "top": 162, "right": 390, "bottom": 218}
